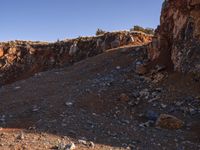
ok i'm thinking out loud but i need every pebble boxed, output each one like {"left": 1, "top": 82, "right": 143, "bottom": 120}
{"left": 155, "top": 64, "right": 166, "bottom": 72}
{"left": 0, "top": 115, "right": 5, "bottom": 123}
{"left": 156, "top": 114, "right": 184, "bottom": 129}
{"left": 57, "top": 141, "right": 66, "bottom": 150}
{"left": 89, "top": 141, "right": 95, "bottom": 148}
{"left": 116, "top": 66, "right": 121, "bottom": 70}
{"left": 14, "top": 86, "right": 21, "bottom": 90}
{"left": 32, "top": 105, "right": 40, "bottom": 112}
{"left": 65, "top": 102, "right": 73, "bottom": 106}
{"left": 139, "top": 121, "right": 154, "bottom": 127}
{"left": 65, "top": 142, "right": 76, "bottom": 150}
{"left": 161, "top": 103, "right": 167, "bottom": 108}
{"left": 139, "top": 89, "right": 150, "bottom": 97}
{"left": 136, "top": 65, "right": 147, "bottom": 75}
{"left": 189, "top": 108, "right": 197, "bottom": 115}
{"left": 135, "top": 61, "right": 142, "bottom": 65}
{"left": 119, "top": 93, "right": 129, "bottom": 102}
{"left": 175, "top": 101, "right": 184, "bottom": 106}
{"left": 78, "top": 139, "right": 87, "bottom": 145}
{"left": 148, "top": 96, "right": 160, "bottom": 103}
{"left": 17, "top": 131, "right": 25, "bottom": 140}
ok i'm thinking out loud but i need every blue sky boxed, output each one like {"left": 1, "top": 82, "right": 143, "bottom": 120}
{"left": 0, "top": 0, "right": 163, "bottom": 42}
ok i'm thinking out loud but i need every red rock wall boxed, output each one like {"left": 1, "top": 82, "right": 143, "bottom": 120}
{"left": 148, "top": 0, "right": 200, "bottom": 73}
{"left": 0, "top": 31, "right": 152, "bottom": 85}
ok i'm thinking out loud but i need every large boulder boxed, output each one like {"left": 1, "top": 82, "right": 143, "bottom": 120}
{"left": 148, "top": 0, "right": 200, "bottom": 73}
{"left": 156, "top": 114, "right": 184, "bottom": 130}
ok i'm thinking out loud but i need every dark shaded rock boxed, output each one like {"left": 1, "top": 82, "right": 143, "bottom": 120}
{"left": 148, "top": 0, "right": 200, "bottom": 73}
{"left": 145, "top": 110, "right": 159, "bottom": 121}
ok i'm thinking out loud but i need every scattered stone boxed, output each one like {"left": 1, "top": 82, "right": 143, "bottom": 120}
{"left": 139, "top": 121, "right": 154, "bottom": 127}
{"left": 116, "top": 66, "right": 121, "bottom": 70}
{"left": 65, "top": 142, "right": 76, "bottom": 150}
{"left": 156, "top": 114, "right": 184, "bottom": 129}
{"left": 14, "top": 86, "right": 21, "bottom": 90}
{"left": 175, "top": 101, "right": 184, "bottom": 106}
{"left": 155, "top": 64, "right": 166, "bottom": 72}
{"left": 119, "top": 93, "right": 129, "bottom": 102}
{"left": 189, "top": 108, "right": 197, "bottom": 115}
{"left": 139, "top": 89, "right": 150, "bottom": 97}
{"left": 152, "top": 73, "right": 165, "bottom": 83}
{"left": 32, "top": 105, "right": 40, "bottom": 112}
{"left": 78, "top": 139, "right": 87, "bottom": 145}
{"left": 161, "top": 103, "right": 167, "bottom": 108}
{"left": 136, "top": 64, "right": 147, "bottom": 75}
{"left": 145, "top": 110, "right": 159, "bottom": 121}
{"left": 148, "top": 96, "right": 160, "bottom": 103}
{"left": 17, "top": 131, "right": 25, "bottom": 140}
{"left": 121, "top": 119, "right": 130, "bottom": 124}
{"left": 57, "top": 141, "right": 66, "bottom": 150}
{"left": 61, "top": 123, "right": 67, "bottom": 127}
{"left": 65, "top": 102, "right": 73, "bottom": 106}
{"left": 89, "top": 141, "right": 95, "bottom": 148}
{"left": 0, "top": 115, "right": 5, "bottom": 123}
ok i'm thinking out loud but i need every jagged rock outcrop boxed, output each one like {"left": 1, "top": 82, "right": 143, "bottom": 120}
{"left": 0, "top": 31, "right": 152, "bottom": 85}
{"left": 148, "top": 0, "right": 200, "bottom": 73}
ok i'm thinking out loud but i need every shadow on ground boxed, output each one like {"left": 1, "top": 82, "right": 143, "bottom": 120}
{"left": 0, "top": 47, "right": 200, "bottom": 149}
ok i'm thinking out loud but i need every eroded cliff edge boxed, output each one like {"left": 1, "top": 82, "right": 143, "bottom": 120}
{"left": 0, "top": 31, "right": 151, "bottom": 85}
{"left": 148, "top": 0, "right": 200, "bottom": 73}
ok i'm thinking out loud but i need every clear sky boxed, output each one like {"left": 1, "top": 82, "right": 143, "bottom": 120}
{"left": 0, "top": 0, "right": 163, "bottom": 42}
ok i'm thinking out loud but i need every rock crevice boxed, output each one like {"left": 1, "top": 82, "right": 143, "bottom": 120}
{"left": 148, "top": 0, "right": 200, "bottom": 73}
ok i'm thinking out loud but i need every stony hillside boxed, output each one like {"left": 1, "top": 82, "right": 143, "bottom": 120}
{"left": 0, "top": 44, "right": 200, "bottom": 150}
{"left": 0, "top": 0, "right": 199, "bottom": 150}
{"left": 0, "top": 31, "right": 151, "bottom": 85}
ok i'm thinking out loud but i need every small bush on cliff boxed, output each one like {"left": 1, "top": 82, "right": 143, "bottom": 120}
{"left": 144, "top": 28, "right": 155, "bottom": 35}
{"left": 130, "top": 25, "right": 155, "bottom": 35}
{"left": 96, "top": 28, "right": 106, "bottom": 35}
{"left": 131, "top": 25, "right": 145, "bottom": 32}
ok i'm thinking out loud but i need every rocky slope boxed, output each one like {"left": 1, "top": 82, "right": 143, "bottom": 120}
{"left": 0, "top": 0, "right": 200, "bottom": 150}
{"left": 148, "top": 0, "right": 200, "bottom": 73}
{"left": 0, "top": 45, "right": 199, "bottom": 150}
{"left": 0, "top": 31, "right": 151, "bottom": 85}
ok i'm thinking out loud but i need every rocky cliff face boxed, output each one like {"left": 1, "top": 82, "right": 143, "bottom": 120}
{"left": 148, "top": 0, "right": 200, "bottom": 73}
{"left": 0, "top": 31, "right": 152, "bottom": 85}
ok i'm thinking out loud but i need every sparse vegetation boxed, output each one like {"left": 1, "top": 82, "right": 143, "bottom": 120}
{"left": 96, "top": 28, "right": 106, "bottom": 35}
{"left": 130, "top": 25, "right": 155, "bottom": 35}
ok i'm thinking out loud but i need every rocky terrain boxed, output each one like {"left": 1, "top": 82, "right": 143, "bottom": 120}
{"left": 0, "top": 31, "right": 151, "bottom": 85}
{"left": 0, "top": 0, "right": 200, "bottom": 150}
{"left": 148, "top": 0, "right": 200, "bottom": 73}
